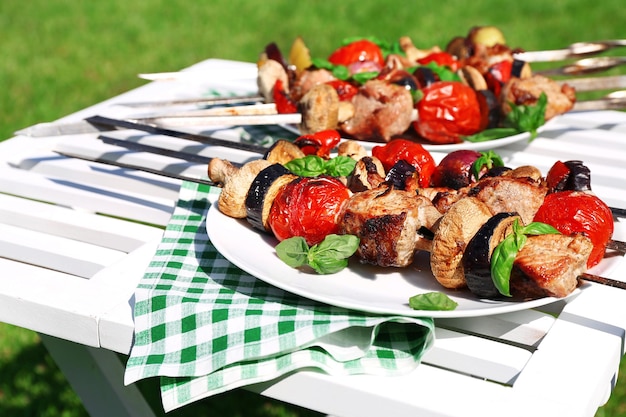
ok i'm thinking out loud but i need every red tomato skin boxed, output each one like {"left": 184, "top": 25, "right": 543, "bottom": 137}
{"left": 371, "top": 139, "right": 436, "bottom": 187}
{"left": 484, "top": 60, "right": 512, "bottom": 97}
{"left": 325, "top": 79, "right": 359, "bottom": 101}
{"left": 268, "top": 176, "right": 351, "bottom": 246}
{"left": 417, "top": 52, "right": 459, "bottom": 71}
{"left": 545, "top": 160, "right": 571, "bottom": 191}
{"left": 328, "top": 39, "right": 384, "bottom": 67}
{"left": 414, "top": 81, "right": 483, "bottom": 144}
{"left": 294, "top": 129, "right": 342, "bottom": 158}
{"left": 533, "top": 191, "right": 614, "bottom": 268}
{"left": 272, "top": 79, "right": 298, "bottom": 114}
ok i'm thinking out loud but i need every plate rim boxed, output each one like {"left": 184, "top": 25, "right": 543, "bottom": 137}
{"left": 205, "top": 201, "right": 619, "bottom": 318}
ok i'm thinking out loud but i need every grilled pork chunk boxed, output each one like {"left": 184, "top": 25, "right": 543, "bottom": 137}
{"left": 501, "top": 74, "right": 576, "bottom": 121}
{"left": 290, "top": 68, "right": 337, "bottom": 102}
{"left": 511, "top": 233, "right": 593, "bottom": 299}
{"left": 338, "top": 186, "right": 441, "bottom": 267}
{"left": 340, "top": 80, "right": 414, "bottom": 142}
{"left": 433, "top": 175, "right": 547, "bottom": 225}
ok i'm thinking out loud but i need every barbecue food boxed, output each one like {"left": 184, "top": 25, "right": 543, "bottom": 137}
{"left": 510, "top": 233, "right": 593, "bottom": 298}
{"left": 501, "top": 74, "right": 576, "bottom": 121}
{"left": 258, "top": 27, "right": 577, "bottom": 144}
{"left": 208, "top": 133, "right": 614, "bottom": 303}
{"left": 339, "top": 79, "right": 414, "bottom": 141}
{"left": 430, "top": 197, "right": 494, "bottom": 289}
{"left": 431, "top": 171, "right": 547, "bottom": 225}
{"left": 338, "top": 185, "right": 441, "bottom": 267}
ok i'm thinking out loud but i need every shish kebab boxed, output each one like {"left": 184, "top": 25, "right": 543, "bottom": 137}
{"left": 55, "top": 122, "right": 626, "bottom": 303}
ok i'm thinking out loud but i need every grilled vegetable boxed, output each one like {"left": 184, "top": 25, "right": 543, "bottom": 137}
{"left": 430, "top": 197, "right": 493, "bottom": 289}
{"left": 245, "top": 164, "right": 296, "bottom": 232}
{"left": 371, "top": 139, "right": 436, "bottom": 187}
{"left": 268, "top": 175, "right": 351, "bottom": 246}
{"left": 462, "top": 212, "right": 522, "bottom": 298}
{"left": 533, "top": 190, "right": 614, "bottom": 267}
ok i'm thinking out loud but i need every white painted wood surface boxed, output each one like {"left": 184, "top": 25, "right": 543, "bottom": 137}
{"left": 1, "top": 59, "right": 625, "bottom": 417}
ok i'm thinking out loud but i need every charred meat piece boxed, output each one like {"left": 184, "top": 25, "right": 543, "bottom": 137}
{"left": 501, "top": 74, "right": 576, "bottom": 121}
{"left": 510, "top": 233, "right": 593, "bottom": 299}
{"left": 290, "top": 68, "right": 337, "bottom": 102}
{"left": 340, "top": 79, "right": 414, "bottom": 142}
{"left": 432, "top": 175, "right": 547, "bottom": 225}
{"left": 339, "top": 186, "right": 441, "bottom": 267}
{"left": 466, "top": 176, "right": 547, "bottom": 225}
{"left": 346, "top": 156, "right": 386, "bottom": 193}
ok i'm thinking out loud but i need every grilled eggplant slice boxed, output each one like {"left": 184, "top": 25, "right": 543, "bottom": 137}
{"left": 462, "top": 212, "right": 521, "bottom": 298}
{"left": 245, "top": 164, "right": 297, "bottom": 232}
{"left": 430, "top": 197, "right": 493, "bottom": 289}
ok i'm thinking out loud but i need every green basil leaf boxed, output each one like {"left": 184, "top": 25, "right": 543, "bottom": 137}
{"left": 352, "top": 71, "right": 379, "bottom": 84}
{"left": 464, "top": 127, "right": 519, "bottom": 143}
{"left": 284, "top": 155, "right": 326, "bottom": 177}
{"left": 409, "top": 292, "right": 458, "bottom": 311}
{"left": 331, "top": 65, "right": 351, "bottom": 80}
{"left": 308, "top": 257, "right": 349, "bottom": 275}
{"left": 324, "top": 155, "right": 357, "bottom": 177}
{"left": 310, "top": 58, "right": 350, "bottom": 80}
{"left": 307, "top": 234, "right": 359, "bottom": 274}
{"left": 423, "top": 62, "right": 461, "bottom": 82}
{"left": 521, "top": 221, "right": 561, "bottom": 236}
{"left": 471, "top": 150, "right": 504, "bottom": 180}
{"left": 285, "top": 155, "right": 356, "bottom": 178}
{"left": 490, "top": 234, "right": 524, "bottom": 297}
{"left": 275, "top": 237, "right": 310, "bottom": 268}
{"left": 504, "top": 92, "right": 547, "bottom": 141}
{"left": 310, "top": 57, "right": 334, "bottom": 70}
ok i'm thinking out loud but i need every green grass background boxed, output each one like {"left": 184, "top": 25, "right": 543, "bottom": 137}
{"left": 1, "top": 0, "right": 625, "bottom": 415}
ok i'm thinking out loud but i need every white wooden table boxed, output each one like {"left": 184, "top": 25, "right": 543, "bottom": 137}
{"left": 1, "top": 59, "right": 626, "bottom": 417}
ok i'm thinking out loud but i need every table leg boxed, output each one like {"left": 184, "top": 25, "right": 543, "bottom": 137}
{"left": 39, "top": 334, "right": 156, "bottom": 417}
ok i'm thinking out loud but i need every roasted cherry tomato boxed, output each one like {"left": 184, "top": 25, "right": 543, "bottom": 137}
{"left": 414, "top": 81, "right": 484, "bottom": 144}
{"left": 533, "top": 191, "right": 614, "bottom": 268}
{"left": 484, "top": 60, "right": 513, "bottom": 97}
{"left": 325, "top": 79, "right": 359, "bottom": 101}
{"left": 371, "top": 139, "right": 436, "bottom": 187}
{"left": 545, "top": 160, "right": 592, "bottom": 192}
{"left": 294, "top": 129, "right": 342, "bottom": 158}
{"left": 417, "top": 52, "right": 459, "bottom": 71}
{"left": 268, "top": 175, "right": 351, "bottom": 246}
{"left": 328, "top": 39, "right": 384, "bottom": 68}
{"left": 272, "top": 79, "right": 298, "bottom": 114}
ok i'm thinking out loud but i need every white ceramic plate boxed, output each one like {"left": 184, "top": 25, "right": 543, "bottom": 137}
{"left": 206, "top": 202, "right": 621, "bottom": 318}
{"left": 279, "top": 117, "right": 556, "bottom": 153}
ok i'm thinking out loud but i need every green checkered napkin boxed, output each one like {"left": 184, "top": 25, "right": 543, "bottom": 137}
{"left": 124, "top": 136, "right": 434, "bottom": 412}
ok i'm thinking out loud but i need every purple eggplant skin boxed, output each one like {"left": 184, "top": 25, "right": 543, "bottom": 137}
{"left": 385, "top": 159, "right": 416, "bottom": 190}
{"left": 431, "top": 150, "right": 482, "bottom": 189}
{"left": 481, "top": 166, "right": 512, "bottom": 179}
{"left": 462, "top": 212, "right": 519, "bottom": 299}
{"left": 551, "top": 160, "right": 592, "bottom": 192}
{"left": 412, "top": 66, "right": 439, "bottom": 89}
{"left": 245, "top": 163, "right": 291, "bottom": 232}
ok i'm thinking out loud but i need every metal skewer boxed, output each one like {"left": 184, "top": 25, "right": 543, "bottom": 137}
{"left": 514, "top": 39, "right": 626, "bottom": 62}
{"left": 538, "top": 56, "right": 626, "bottom": 76}
{"left": 49, "top": 146, "right": 626, "bottom": 293}
{"left": 119, "top": 94, "right": 264, "bottom": 108}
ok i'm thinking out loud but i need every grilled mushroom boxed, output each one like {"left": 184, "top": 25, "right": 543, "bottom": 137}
{"left": 208, "top": 158, "right": 272, "bottom": 218}
{"left": 297, "top": 83, "right": 340, "bottom": 134}
{"left": 430, "top": 197, "right": 493, "bottom": 289}
{"left": 462, "top": 212, "right": 522, "bottom": 298}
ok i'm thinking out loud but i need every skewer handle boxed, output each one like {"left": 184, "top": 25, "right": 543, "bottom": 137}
{"left": 579, "top": 272, "right": 626, "bottom": 290}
